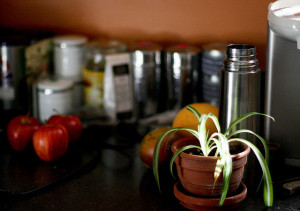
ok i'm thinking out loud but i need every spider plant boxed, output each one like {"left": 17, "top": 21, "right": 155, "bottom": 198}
{"left": 153, "top": 105, "right": 274, "bottom": 207}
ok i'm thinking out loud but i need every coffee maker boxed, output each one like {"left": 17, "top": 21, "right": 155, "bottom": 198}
{"left": 265, "top": 0, "right": 300, "bottom": 166}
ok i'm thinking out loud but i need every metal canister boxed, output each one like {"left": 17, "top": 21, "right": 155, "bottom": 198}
{"left": 83, "top": 39, "right": 126, "bottom": 110}
{"left": 33, "top": 78, "right": 74, "bottom": 123}
{"left": 0, "top": 35, "right": 29, "bottom": 112}
{"left": 129, "top": 41, "right": 163, "bottom": 119}
{"left": 201, "top": 42, "right": 227, "bottom": 107}
{"left": 165, "top": 44, "right": 200, "bottom": 110}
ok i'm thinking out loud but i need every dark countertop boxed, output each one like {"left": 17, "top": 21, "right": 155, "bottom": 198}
{"left": 1, "top": 123, "right": 300, "bottom": 211}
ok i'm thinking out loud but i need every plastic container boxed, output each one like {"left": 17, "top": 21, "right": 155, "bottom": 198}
{"left": 34, "top": 78, "right": 74, "bottom": 122}
{"left": 53, "top": 35, "right": 88, "bottom": 80}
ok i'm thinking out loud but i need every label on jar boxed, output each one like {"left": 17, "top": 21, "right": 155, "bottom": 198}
{"left": 113, "top": 64, "right": 132, "bottom": 119}
{"left": 83, "top": 69, "right": 104, "bottom": 108}
{"left": 104, "top": 53, "right": 133, "bottom": 120}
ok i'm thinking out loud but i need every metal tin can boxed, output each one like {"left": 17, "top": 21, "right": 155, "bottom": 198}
{"left": 34, "top": 78, "right": 73, "bottom": 122}
{"left": 165, "top": 44, "right": 200, "bottom": 110}
{"left": 129, "top": 41, "right": 163, "bottom": 119}
{"left": 0, "top": 35, "right": 29, "bottom": 112}
{"left": 83, "top": 39, "right": 126, "bottom": 109}
{"left": 201, "top": 42, "right": 227, "bottom": 107}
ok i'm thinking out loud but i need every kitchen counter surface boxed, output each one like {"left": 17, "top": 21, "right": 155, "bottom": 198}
{"left": 0, "top": 123, "right": 300, "bottom": 211}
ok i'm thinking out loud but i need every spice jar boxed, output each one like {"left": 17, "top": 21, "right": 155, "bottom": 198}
{"left": 83, "top": 39, "right": 126, "bottom": 109}
{"left": 33, "top": 78, "right": 73, "bottom": 122}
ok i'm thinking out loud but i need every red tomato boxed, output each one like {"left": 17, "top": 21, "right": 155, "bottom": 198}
{"left": 7, "top": 115, "right": 41, "bottom": 152}
{"left": 32, "top": 124, "right": 69, "bottom": 162}
{"left": 47, "top": 115, "right": 83, "bottom": 143}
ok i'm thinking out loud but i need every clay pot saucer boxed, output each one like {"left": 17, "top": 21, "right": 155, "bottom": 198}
{"left": 174, "top": 181, "right": 247, "bottom": 211}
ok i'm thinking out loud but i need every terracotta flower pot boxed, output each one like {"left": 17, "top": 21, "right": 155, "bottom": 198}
{"left": 171, "top": 138, "right": 250, "bottom": 197}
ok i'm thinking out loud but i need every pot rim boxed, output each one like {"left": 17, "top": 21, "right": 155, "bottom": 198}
{"left": 171, "top": 137, "right": 251, "bottom": 161}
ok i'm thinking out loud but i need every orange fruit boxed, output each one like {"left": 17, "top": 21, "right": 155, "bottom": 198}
{"left": 139, "top": 126, "right": 183, "bottom": 168}
{"left": 172, "top": 103, "right": 219, "bottom": 138}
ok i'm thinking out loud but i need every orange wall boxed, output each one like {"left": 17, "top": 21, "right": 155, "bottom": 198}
{"left": 0, "top": 0, "right": 274, "bottom": 68}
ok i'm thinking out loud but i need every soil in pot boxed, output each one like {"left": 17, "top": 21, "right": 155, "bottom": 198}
{"left": 171, "top": 138, "right": 250, "bottom": 197}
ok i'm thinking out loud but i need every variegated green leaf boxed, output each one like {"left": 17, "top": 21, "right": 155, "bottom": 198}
{"left": 219, "top": 151, "right": 232, "bottom": 206}
{"left": 186, "top": 105, "right": 202, "bottom": 121}
{"left": 228, "top": 138, "right": 273, "bottom": 207}
{"left": 225, "top": 112, "right": 275, "bottom": 136}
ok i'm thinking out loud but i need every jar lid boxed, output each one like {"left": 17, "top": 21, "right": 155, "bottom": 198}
{"left": 202, "top": 42, "right": 228, "bottom": 59}
{"left": 86, "top": 38, "right": 127, "bottom": 54}
{"left": 37, "top": 78, "right": 73, "bottom": 91}
{"left": 53, "top": 35, "right": 88, "bottom": 47}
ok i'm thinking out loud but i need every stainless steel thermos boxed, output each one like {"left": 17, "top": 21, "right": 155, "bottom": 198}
{"left": 218, "top": 44, "right": 261, "bottom": 192}
{"left": 219, "top": 44, "right": 261, "bottom": 137}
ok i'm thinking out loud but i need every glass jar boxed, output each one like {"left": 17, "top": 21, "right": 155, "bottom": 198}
{"left": 83, "top": 39, "right": 126, "bottom": 109}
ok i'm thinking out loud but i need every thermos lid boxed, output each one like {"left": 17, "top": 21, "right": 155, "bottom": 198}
{"left": 165, "top": 44, "right": 200, "bottom": 68}
{"left": 53, "top": 35, "right": 88, "bottom": 47}
{"left": 202, "top": 42, "right": 227, "bottom": 59}
{"left": 37, "top": 78, "right": 73, "bottom": 92}
{"left": 129, "top": 41, "right": 162, "bottom": 66}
